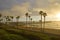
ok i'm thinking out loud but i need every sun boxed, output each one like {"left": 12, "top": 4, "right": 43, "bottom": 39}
{"left": 56, "top": 12, "right": 60, "bottom": 19}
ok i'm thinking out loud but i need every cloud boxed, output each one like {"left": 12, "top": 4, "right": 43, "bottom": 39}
{"left": 0, "top": 0, "right": 60, "bottom": 17}
{"left": 0, "top": 2, "right": 31, "bottom": 16}
{"left": 11, "top": 2, "right": 31, "bottom": 16}
{"left": 0, "top": 0, "right": 60, "bottom": 21}
{"left": 0, "top": 0, "right": 17, "bottom": 10}
{"left": 48, "top": 0, "right": 56, "bottom": 3}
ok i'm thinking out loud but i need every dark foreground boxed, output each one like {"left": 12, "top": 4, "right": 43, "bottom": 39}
{"left": 0, "top": 23, "right": 60, "bottom": 40}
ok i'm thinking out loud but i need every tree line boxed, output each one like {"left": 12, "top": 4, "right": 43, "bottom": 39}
{"left": 0, "top": 11, "right": 47, "bottom": 32}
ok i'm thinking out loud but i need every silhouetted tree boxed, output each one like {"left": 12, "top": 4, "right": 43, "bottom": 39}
{"left": 28, "top": 16, "right": 31, "bottom": 22}
{"left": 0, "top": 14, "right": 2, "bottom": 18}
{"left": 43, "top": 13, "right": 47, "bottom": 32}
{"left": 4, "top": 16, "right": 11, "bottom": 24}
{"left": 16, "top": 16, "right": 20, "bottom": 29}
{"left": 31, "top": 18, "right": 32, "bottom": 23}
{"left": 0, "top": 14, "right": 2, "bottom": 23}
{"left": 4, "top": 16, "right": 8, "bottom": 24}
{"left": 25, "top": 13, "right": 28, "bottom": 28}
{"left": 39, "top": 11, "right": 43, "bottom": 31}
{"left": 4, "top": 16, "right": 7, "bottom": 24}
{"left": 6, "top": 16, "right": 11, "bottom": 24}
{"left": 10, "top": 16, "right": 14, "bottom": 22}
{"left": 16, "top": 16, "right": 20, "bottom": 22}
{"left": 30, "top": 18, "right": 33, "bottom": 30}
{"left": 7, "top": 18, "right": 11, "bottom": 22}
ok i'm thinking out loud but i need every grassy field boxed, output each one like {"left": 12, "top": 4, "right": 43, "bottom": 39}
{"left": 0, "top": 23, "right": 60, "bottom": 40}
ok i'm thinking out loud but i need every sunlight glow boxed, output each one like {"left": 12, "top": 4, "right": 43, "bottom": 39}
{"left": 56, "top": 13, "right": 60, "bottom": 18}
{"left": 56, "top": 12, "right": 60, "bottom": 20}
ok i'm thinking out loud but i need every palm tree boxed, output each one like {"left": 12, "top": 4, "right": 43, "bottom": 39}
{"left": 0, "top": 19, "right": 3, "bottom": 23}
{"left": 0, "top": 14, "right": 2, "bottom": 18}
{"left": 28, "top": 16, "right": 31, "bottom": 22}
{"left": 10, "top": 16, "right": 14, "bottom": 22}
{"left": 25, "top": 13, "right": 28, "bottom": 28}
{"left": 4, "top": 16, "right": 7, "bottom": 24}
{"left": 7, "top": 18, "right": 11, "bottom": 22}
{"left": 5, "top": 16, "right": 9, "bottom": 24}
{"left": 16, "top": 16, "right": 20, "bottom": 29}
{"left": 28, "top": 15, "right": 31, "bottom": 27}
{"left": 39, "top": 11, "right": 43, "bottom": 31}
{"left": 6, "top": 16, "right": 10, "bottom": 24}
{"left": 16, "top": 16, "right": 20, "bottom": 22}
{"left": 0, "top": 14, "right": 2, "bottom": 23}
{"left": 43, "top": 13, "right": 47, "bottom": 32}
{"left": 4, "top": 16, "right": 11, "bottom": 24}
{"left": 31, "top": 18, "right": 32, "bottom": 23}
{"left": 30, "top": 18, "right": 33, "bottom": 30}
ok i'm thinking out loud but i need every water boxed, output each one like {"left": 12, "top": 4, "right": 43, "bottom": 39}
{"left": 31, "top": 21, "right": 60, "bottom": 29}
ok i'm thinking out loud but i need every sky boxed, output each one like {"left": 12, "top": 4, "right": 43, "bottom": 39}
{"left": 0, "top": 0, "right": 60, "bottom": 21}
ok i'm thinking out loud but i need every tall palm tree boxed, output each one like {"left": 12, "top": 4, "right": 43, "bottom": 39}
{"left": 28, "top": 16, "right": 31, "bottom": 22}
{"left": 0, "top": 14, "right": 2, "bottom": 23}
{"left": 10, "top": 16, "right": 14, "bottom": 22}
{"left": 0, "top": 19, "right": 3, "bottom": 23}
{"left": 4, "top": 16, "right": 7, "bottom": 24}
{"left": 16, "top": 16, "right": 20, "bottom": 29}
{"left": 16, "top": 16, "right": 20, "bottom": 22}
{"left": 28, "top": 15, "right": 31, "bottom": 27}
{"left": 43, "top": 13, "right": 47, "bottom": 32}
{"left": 30, "top": 18, "right": 33, "bottom": 30}
{"left": 5, "top": 16, "right": 9, "bottom": 24}
{"left": 39, "top": 11, "right": 43, "bottom": 31}
{"left": 4, "top": 16, "right": 11, "bottom": 24}
{"left": 7, "top": 18, "right": 11, "bottom": 22}
{"left": 0, "top": 14, "right": 2, "bottom": 18}
{"left": 31, "top": 18, "right": 32, "bottom": 23}
{"left": 25, "top": 13, "right": 28, "bottom": 28}
{"left": 6, "top": 16, "right": 10, "bottom": 24}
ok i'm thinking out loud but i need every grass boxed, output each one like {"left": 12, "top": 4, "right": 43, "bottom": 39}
{"left": 0, "top": 23, "right": 60, "bottom": 40}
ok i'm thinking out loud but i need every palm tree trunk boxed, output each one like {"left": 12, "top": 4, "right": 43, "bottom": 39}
{"left": 26, "top": 16, "right": 27, "bottom": 28}
{"left": 17, "top": 19, "right": 18, "bottom": 29}
{"left": 28, "top": 16, "right": 31, "bottom": 24}
{"left": 41, "top": 15, "right": 42, "bottom": 32}
{"left": 43, "top": 16, "right": 45, "bottom": 32}
{"left": 28, "top": 17, "right": 31, "bottom": 29}
{"left": 6, "top": 19, "right": 7, "bottom": 24}
{"left": 31, "top": 19, "right": 32, "bottom": 30}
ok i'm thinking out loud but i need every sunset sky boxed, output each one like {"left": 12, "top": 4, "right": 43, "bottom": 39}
{"left": 0, "top": 0, "right": 60, "bottom": 21}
